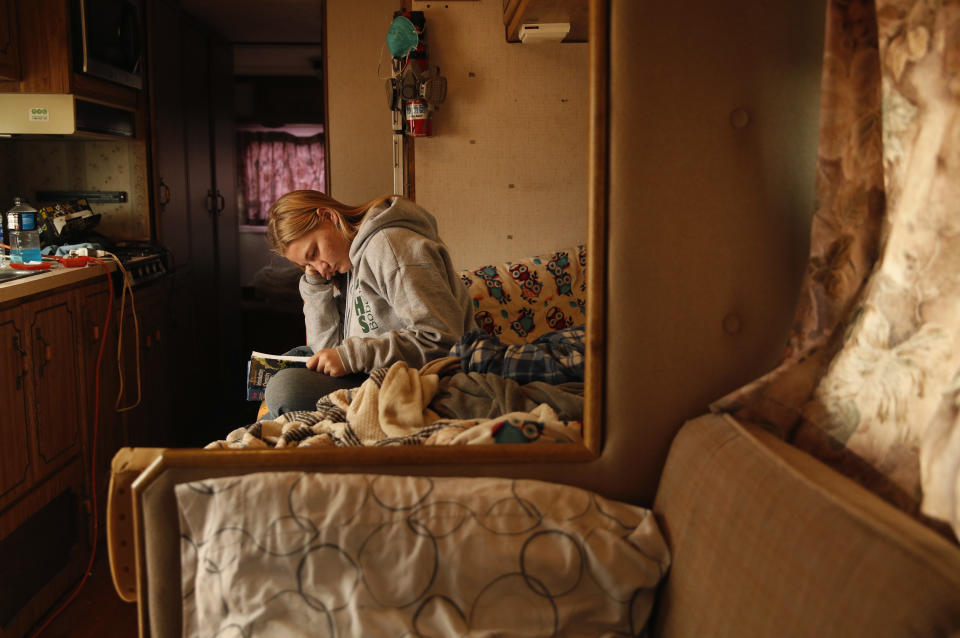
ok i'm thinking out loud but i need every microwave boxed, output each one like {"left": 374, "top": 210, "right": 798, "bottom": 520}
{"left": 70, "top": 0, "right": 144, "bottom": 90}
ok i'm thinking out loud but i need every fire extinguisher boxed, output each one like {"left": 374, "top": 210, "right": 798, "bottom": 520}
{"left": 405, "top": 99, "right": 431, "bottom": 137}
{"left": 399, "top": 11, "right": 431, "bottom": 137}
{"left": 385, "top": 11, "right": 446, "bottom": 138}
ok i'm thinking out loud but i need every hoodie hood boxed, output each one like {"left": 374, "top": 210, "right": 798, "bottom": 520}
{"left": 348, "top": 197, "right": 439, "bottom": 263}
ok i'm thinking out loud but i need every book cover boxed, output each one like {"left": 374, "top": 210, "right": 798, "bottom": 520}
{"left": 246, "top": 351, "right": 310, "bottom": 401}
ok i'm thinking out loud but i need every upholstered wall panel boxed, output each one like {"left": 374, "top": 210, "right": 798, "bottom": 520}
{"left": 602, "top": 0, "right": 827, "bottom": 500}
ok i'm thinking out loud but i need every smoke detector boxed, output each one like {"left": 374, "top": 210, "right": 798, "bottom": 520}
{"left": 518, "top": 23, "right": 571, "bottom": 44}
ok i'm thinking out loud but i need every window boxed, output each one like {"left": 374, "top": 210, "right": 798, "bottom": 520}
{"left": 237, "top": 128, "right": 325, "bottom": 225}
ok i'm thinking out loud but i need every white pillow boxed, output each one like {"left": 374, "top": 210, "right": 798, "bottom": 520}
{"left": 177, "top": 472, "right": 670, "bottom": 637}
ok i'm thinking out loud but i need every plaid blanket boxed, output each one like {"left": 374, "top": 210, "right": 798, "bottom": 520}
{"left": 451, "top": 326, "right": 585, "bottom": 385}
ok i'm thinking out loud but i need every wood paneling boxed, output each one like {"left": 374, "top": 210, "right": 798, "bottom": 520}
{"left": 0, "top": 458, "right": 88, "bottom": 638}
{"left": 148, "top": 0, "right": 189, "bottom": 267}
{"left": 71, "top": 73, "right": 140, "bottom": 111}
{"left": 117, "top": 285, "right": 172, "bottom": 447}
{"left": 0, "top": 308, "right": 33, "bottom": 511}
{"left": 23, "top": 295, "right": 84, "bottom": 480}
{"left": 0, "top": 271, "right": 181, "bottom": 636}
{"left": 148, "top": 6, "right": 242, "bottom": 432}
{"left": 13, "top": 0, "right": 71, "bottom": 93}
{"left": 77, "top": 282, "right": 122, "bottom": 534}
{"left": 0, "top": 0, "right": 20, "bottom": 81}
{"left": 584, "top": 0, "right": 607, "bottom": 456}
{"left": 3, "top": 0, "right": 140, "bottom": 110}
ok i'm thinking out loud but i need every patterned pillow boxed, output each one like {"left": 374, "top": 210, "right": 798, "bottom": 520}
{"left": 178, "top": 472, "right": 670, "bottom": 637}
{"left": 459, "top": 245, "right": 587, "bottom": 345}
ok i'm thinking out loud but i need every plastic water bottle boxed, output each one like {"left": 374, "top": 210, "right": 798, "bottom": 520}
{"left": 6, "top": 197, "right": 42, "bottom": 264}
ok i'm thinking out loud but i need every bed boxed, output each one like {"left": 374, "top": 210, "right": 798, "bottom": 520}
{"left": 209, "top": 245, "right": 590, "bottom": 450}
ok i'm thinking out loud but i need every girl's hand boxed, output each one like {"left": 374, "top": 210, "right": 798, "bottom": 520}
{"left": 307, "top": 348, "right": 347, "bottom": 377}
{"left": 304, "top": 264, "right": 335, "bottom": 284}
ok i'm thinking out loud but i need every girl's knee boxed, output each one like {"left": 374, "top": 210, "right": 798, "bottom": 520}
{"left": 264, "top": 368, "right": 311, "bottom": 415}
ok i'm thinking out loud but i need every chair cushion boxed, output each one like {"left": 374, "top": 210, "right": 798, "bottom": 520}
{"left": 652, "top": 413, "right": 960, "bottom": 638}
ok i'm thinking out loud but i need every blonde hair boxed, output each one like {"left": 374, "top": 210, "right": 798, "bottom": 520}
{"left": 266, "top": 190, "right": 394, "bottom": 257}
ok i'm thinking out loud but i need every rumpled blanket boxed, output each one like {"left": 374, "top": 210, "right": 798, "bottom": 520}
{"left": 433, "top": 372, "right": 583, "bottom": 421}
{"left": 206, "top": 360, "right": 582, "bottom": 449}
{"left": 452, "top": 325, "right": 585, "bottom": 384}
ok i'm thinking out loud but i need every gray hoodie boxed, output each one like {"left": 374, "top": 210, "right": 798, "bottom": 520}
{"left": 299, "top": 197, "right": 473, "bottom": 373}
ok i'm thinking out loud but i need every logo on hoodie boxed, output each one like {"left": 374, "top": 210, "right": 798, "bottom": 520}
{"left": 353, "top": 288, "right": 379, "bottom": 334}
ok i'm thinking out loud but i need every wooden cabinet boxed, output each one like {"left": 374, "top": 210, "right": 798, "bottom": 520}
{"left": 0, "top": 306, "right": 31, "bottom": 512}
{"left": 3, "top": 0, "right": 139, "bottom": 105}
{"left": 0, "top": 285, "right": 89, "bottom": 638}
{"left": 0, "top": 293, "right": 87, "bottom": 506}
{"left": 148, "top": 1, "right": 242, "bottom": 430}
{"left": 21, "top": 295, "right": 85, "bottom": 481}
{"left": 0, "top": 272, "right": 180, "bottom": 637}
{"left": 149, "top": 0, "right": 189, "bottom": 267}
{"left": 0, "top": 0, "right": 145, "bottom": 135}
{"left": 117, "top": 282, "right": 173, "bottom": 447}
{"left": 0, "top": 0, "right": 20, "bottom": 81}
{"left": 77, "top": 282, "right": 122, "bottom": 525}
{"left": 503, "top": 0, "right": 588, "bottom": 42}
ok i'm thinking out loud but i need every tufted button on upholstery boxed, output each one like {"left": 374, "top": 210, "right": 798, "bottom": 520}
{"left": 722, "top": 312, "right": 743, "bottom": 335}
{"left": 729, "top": 108, "right": 751, "bottom": 129}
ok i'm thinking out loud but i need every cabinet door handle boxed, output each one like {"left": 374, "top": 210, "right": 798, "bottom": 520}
{"left": 13, "top": 334, "right": 27, "bottom": 390}
{"left": 85, "top": 310, "right": 100, "bottom": 342}
{"left": 159, "top": 178, "right": 171, "bottom": 207}
{"left": 36, "top": 329, "right": 51, "bottom": 379}
{"left": 216, "top": 190, "right": 225, "bottom": 215}
{"left": 205, "top": 189, "right": 216, "bottom": 215}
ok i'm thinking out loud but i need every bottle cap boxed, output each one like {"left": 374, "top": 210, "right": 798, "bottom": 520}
{"left": 7, "top": 197, "right": 37, "bottom": 214}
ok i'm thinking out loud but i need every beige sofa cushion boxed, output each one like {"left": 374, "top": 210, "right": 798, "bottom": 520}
{"left": 652, "top": 413, "right": 960, "bottom": 637}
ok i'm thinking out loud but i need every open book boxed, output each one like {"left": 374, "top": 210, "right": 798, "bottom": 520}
{"left": 246, "top": 351, "right": 310, "bottom": 401}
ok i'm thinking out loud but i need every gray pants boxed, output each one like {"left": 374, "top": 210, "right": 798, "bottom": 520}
{"left": 262, "top": 346, "right": 367, "bottom": 418}
{"left": 263, "top": 368, "right": 367, "bottom": 418}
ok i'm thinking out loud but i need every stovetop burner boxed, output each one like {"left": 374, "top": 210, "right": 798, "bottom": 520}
{"left": 110, "top": 242, "right": 168, "bottom": 288}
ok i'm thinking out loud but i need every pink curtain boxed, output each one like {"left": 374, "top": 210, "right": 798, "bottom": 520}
{"left": 238, "top": 132, "right": 326, "bottom": 224}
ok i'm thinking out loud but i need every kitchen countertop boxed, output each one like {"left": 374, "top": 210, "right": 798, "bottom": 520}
{"left": 0, "top": 260, "right": 117, "bottom": 304}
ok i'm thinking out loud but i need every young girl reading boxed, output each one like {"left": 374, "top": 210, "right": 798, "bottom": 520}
{"left": 263, "top": 190, "right": 473, "bottom": 417}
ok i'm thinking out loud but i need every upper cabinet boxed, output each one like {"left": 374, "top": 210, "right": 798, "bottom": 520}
{"left": 503, "top": 0, "right": 589, "bottom": 43}
{"left": 0, "top": 0, "right": 143, "bottom": 113}
{"left": 0, "top": 0, "right": 20, "bottom": 81}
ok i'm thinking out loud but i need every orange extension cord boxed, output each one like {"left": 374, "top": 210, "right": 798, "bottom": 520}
{"left": 28, "top": 256, "right": 113, "bottom": 638}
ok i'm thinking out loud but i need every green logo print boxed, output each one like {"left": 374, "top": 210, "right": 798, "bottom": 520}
{"left": 355, "top": 295, "right": 369, "bottom": 333}
{"left": 352, "top": 279, "right": 378, "bottom": 334}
